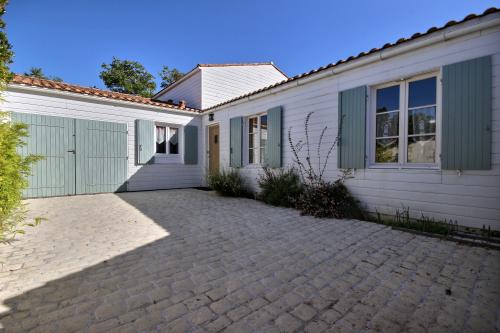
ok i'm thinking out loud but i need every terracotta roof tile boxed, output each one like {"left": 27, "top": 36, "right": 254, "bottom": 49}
{"left": 9, "top": 74, "right": 201, "bottom": 113}
{"left": 205, "top": 7, "right": 499, "bottom": 111}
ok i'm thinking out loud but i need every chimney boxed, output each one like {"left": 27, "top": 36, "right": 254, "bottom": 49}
{"left": 178, "top": 100, "right": 186, "bottom": 109}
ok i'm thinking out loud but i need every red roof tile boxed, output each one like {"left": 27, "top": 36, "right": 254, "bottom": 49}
{"left": 9, "top": 75, "right": 201, "bottom": 113}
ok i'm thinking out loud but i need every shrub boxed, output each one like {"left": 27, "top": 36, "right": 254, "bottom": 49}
{"left": 294, "top": 179, "right": 363, "bottom": 219}
{"left": 0, "top": 113, "right": 43, "bottom": 242}
{"left": 208, "top": 169, "right": 248, "bottom": 197}
{"left": 258, "top": 167, "right": 302, "bottom": 207}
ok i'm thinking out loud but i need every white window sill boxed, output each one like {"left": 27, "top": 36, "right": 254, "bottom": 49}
{"left": 154, "top": 154, "right": 182, "bottom": 164}
{"left": 367, "top": 164, "right": 440, "bottom": 171}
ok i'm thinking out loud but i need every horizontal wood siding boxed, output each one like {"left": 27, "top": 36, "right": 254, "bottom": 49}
{"left": 201, "top": 65, "right": 287, "bottom": 109}
{"left": 156, "top": 70, "right": 202, "bottom": 109}
{"left": 202, "top": 24, "right": 500, "bottom": 230}
{"left": 4, "top": 90, "right": 203, "bottom": 192}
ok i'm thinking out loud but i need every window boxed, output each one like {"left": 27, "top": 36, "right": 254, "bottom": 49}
{"left": 248, "top": 113, "right": 267, "bottom": 164}
{"left": 373, "top": 75, "right": 438, "bottom": 166}
{"left": 155, "top": 125, "right": 179, "bottom": 154}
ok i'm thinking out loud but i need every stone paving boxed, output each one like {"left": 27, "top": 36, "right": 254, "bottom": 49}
{"left": 0, "top": 189, "right": 499, "bottom": 333}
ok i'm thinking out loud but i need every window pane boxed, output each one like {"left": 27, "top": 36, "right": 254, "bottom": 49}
{"left": 408, "top": 135, "right": 435, "bottom": 163}
{"left": 249, "top": 148, "right": 257, "bottom": 164}
{"left": 376, "top": 85, "right": 399, "bottom": 113}
{"left": 260, "top": 147, "right": 266, "bottom": 165}
{"left": 376, "top": 138, "right": 398, "bottom": 163}
{"left": 249, "top": 117, "right": 257, "bottom": 134}
{"left": 376, "top": 112, "right": 399, "bottom": 137}
{"left": 409, "top": 77, "right": 436, "bottom": 108}
{"left": 156, "top": 126, "right": 166, "bottom": 154}
{"left": 260, "top": 115, "right": 267, "bottom": 162}
{"left": 408, "top": 107, "right": 436, "bottom": 135}
{"left": 248, "top": 133, "right": 256, "bottom": 149}
{"left": 169, "top": 128, "right": 178, "bottom": 154}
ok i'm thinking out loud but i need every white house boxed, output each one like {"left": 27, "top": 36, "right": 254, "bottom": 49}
{"left": 3, "top": 7, "right": 500, "bottom": 230}
{"left": 153, "top": 63, "right": 288, "bottom": 109}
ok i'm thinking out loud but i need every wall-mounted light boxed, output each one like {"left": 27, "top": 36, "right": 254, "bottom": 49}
{"left": 208, "top": 113, "right": 214, "bottom": 121}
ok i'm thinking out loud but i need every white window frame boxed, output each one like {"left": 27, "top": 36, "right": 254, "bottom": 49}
{"left": 247, "top": 113, "right": 267, "bottom": 165}
{"left": 154, "top": 124, "right": 180, "bottom": 155}
{"left": 368, "top": 71, "right": 441, "bottom": 169}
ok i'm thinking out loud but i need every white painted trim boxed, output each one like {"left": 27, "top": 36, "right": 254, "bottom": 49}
{"left": 368, "top": 71, "right": 441, "bottom": 169}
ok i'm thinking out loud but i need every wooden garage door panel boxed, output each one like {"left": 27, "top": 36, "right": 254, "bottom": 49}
{"left": 75, "top": 119, "right": 128, "bottom": 194}
{"left": 11, "top": 113, "right": 75, "bottom": 198}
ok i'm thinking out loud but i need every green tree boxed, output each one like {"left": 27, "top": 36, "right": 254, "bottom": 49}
{"left": 1, "top": 0, "right": 43, "bottom": 242}
{"left": 99, "top": 57, "right": 156, "bottom": 97}
{"left": 159, "top": 66, "right": 184, "bottom": 88}
{"left": 0, "top": 0, "right": 13, "bottom": 87}
{"left": 23, "top": 67, "right": 63, "bottom": 82}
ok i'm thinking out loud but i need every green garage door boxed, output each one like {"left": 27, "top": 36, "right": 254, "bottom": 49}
{"left": 12, "top": 113, "right": 128, "bottom": 198}
{"left": 75, "top": 119, "right": 128, "bottom": 194}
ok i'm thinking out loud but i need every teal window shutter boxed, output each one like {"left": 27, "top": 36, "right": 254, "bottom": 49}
{"left": 184, "top": 125, "right": 198, "bottom": 165}
{"left": 230, "top": 117, "right": 243, "bottom": 167}
{"left": 442, "top": 56, "right": 492, "bottom": 170}
{"left": 338, "top": 86, "right": 367, "bottom": 169}
{"left": 266, "top": 106, "right": 282, "bottom": 168}
{"left": 135, "top": 119, "right": 155, "bottom": 165}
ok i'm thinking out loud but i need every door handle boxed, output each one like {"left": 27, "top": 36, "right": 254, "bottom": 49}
{"left": 67, "top": 150, "right": 75, "bottom": 153}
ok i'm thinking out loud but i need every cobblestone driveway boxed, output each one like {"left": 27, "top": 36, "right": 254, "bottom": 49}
{"left": 1, "top": 189, "right": 499, "bottom": 333}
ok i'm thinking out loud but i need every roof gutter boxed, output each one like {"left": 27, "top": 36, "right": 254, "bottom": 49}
{"left": 203, "top": 13, "right": 500, "bottom": 114}
{"left": 7, "top": 84, "right": 201, "bottom": 116}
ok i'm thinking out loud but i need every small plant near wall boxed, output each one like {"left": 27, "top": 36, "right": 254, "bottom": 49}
{"left": 207, "top": 169, "right": 248, "bottom": 197}
{"left": 0, "top": 112, "right": 44, "bottom": 242}
{"left": 258, "top": 167, "right": 302, "bottom": 207}
{"left": 288, "top": 111, "right": 363, "bottom": 219}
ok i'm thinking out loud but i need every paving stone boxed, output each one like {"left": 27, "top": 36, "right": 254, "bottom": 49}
{"left": 291, "top": 303, "right": 317, "bottom": 321}
{"left": 0, "top": 190, "right": 498, "bottom": 333}
{"left": 275, "top": 313, "right": 302, "bottom": 332}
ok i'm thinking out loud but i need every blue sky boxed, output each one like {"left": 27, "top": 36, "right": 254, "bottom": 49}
{"left": 5, "top": 0, "right": 499, "bottom": 91}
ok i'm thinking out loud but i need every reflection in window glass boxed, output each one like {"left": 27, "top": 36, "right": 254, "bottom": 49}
{"left": 376, "top": 112, "right": 399, "bottom": 138}
{"left": 169, "top": 127, "right": 178, "bottom": 154}
{"left": 408, "top": 77, "right": 436, "bottom": 108}
{"left": 376, "top": 138, "right": 399, "bottom": 163}
{"left": 260, "top": 115, "right": 267, "bottom": 164}
{"left": 376, "top": 85, "right": 399, "bottom": 113}
{"left": 156, "top": 126, "right": 166, "bottom": 154}
{"left": 408, "top": 135, "right": 436, "bottom": 163}
{"left": 408, "top": 107, "right": 436, "bottom": 135}
{"left": 248, "top": 117, "right": 258, "bottom": 164}
{"left": 407, "top": 77, "right": 437, "bottom": 163}
{"left": 375, "top": 85, "right": 399, "bottom": 163}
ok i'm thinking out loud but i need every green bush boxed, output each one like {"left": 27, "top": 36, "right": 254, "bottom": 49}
{"left": 208, "top": 169, "right": 248, "bottom": 197}
{"left": 295, "top": 180, "right": 363, "bottom": 219}
{"left": 258, "top": 167, "right": 302, "bottom": 207}
{"left": 0, "top": 113, "right": 43, "bottom": 241}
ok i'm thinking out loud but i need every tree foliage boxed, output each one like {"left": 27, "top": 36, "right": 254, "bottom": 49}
{"left": 23, "top": 67, "right": 63, "bottom": 82}
{"left": 0, "top": 1, "right": 44, "bottom": 242}
{"left": 0, "top": 113, "right": 43, "bottom": 242}
{"left": 0, "top": 0, "right": 13, "bottom": 86}
{"left": 159, "top": 65, "right": 184, "bottom": 88}
{"left": 99, "top": 57, "right": 156, "bottom": 97}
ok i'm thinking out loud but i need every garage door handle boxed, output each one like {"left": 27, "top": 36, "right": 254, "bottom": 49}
{"left": 67, "top": 150, "right": 75, "bottom": 153}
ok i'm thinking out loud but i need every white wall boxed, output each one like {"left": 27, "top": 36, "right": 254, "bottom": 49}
{"left": 156, "top": 70, "right": 202, "bottom": 109}
{"left": 202, "top": 23, "right": 500, "bottom": 230}
{"left": 201, "top": 65, "right": 287, "bottom": 109}
{"left": 3, "top": 89, "right": 204, "bottom": 191}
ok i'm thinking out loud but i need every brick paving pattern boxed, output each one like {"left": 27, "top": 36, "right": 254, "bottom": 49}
{"left": 0, "top": 189, "right": 499, "bottom": 332}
